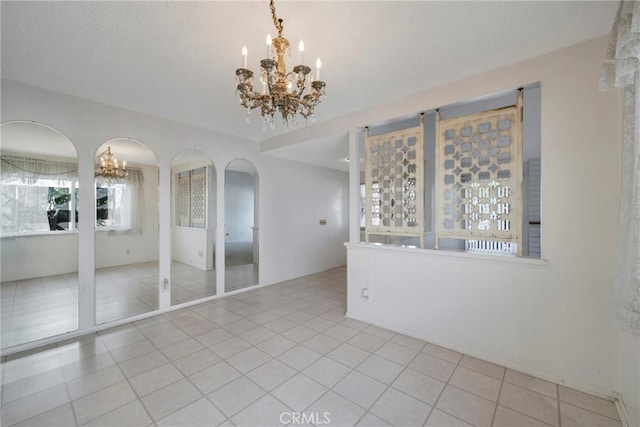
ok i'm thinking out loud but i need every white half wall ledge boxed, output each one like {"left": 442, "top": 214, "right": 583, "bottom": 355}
{"left": 344, "top": 242, "right": 548, "bottom": 267}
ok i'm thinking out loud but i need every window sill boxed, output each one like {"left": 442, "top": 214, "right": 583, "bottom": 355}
{"left": 1, "top": 230, "right": 78, "bottom": 239}
{"left": 344, "top": 242, "right": 548, "bottom": 267}
{"left": 95, "top": 227, "right": 133, "bottom": 234}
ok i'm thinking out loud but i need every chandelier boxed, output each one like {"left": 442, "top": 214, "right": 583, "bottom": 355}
{"left": 95, "top": 146, "right": 127, "bottom": 179}
{"left": 235, "top": 0, "right": 326, "bottom": 130}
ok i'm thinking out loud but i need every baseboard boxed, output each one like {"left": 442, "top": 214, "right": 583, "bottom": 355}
{"left": 345, "top": 311, "right": 624, "bottom": 415}
{"left": 616, "top": 396, "right": 634, "bottom": 427}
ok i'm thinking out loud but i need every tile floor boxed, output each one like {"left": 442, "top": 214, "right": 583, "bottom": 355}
{"left": 1, "top": 267, "right": 622, "bottom": 426}
{"left": 2, "top": 261, "right": 258, "bottom": 349}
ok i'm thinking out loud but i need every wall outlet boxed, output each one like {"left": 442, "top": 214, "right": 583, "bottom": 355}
{"left": 163, "top": 278, "right": 169, "bottom": 291}
{"left": 197, "top": 250, "right": 203, "bottom": 257}
{"left": 319, "top": 219, "right": 327, "bottom": 226}
{"left": 361, "top": 287, "right": 370, "bottom": 302}
{"left": 126, "top": 248, "right": 130, "bottom": 255}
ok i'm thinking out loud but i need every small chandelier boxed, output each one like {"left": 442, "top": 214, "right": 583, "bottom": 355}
{"left": 235, "top": 0, "right": 326, "bottom": 131}
{"left": 95, "top": 146, "right": 127, "bottom": 179}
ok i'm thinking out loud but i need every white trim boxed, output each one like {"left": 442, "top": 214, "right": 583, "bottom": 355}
{"left": 344, "top": 242, "right": 548, "bottom": 267}
{"left": 616, "top": 395, "right": 634, "bottom": 427}
{"left": 0, "top": 230, "right": 78, "bottom": 239}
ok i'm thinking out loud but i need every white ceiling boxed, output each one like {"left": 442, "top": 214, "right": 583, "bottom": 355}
{"left": 1, "top": 1, "right": 617, "bottom": 171}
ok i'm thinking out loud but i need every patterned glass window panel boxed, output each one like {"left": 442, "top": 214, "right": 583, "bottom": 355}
{"left": 177, "top": 171, "right": 190, "bottom": 226}
{"left": 436, "top": 107, "right": 521, "bottom": 242}
{"left": 365, "top": 126, "right": 423, "bottom": 236}
{"left": 190, "top": 167, "right": 206, "bottom": 228}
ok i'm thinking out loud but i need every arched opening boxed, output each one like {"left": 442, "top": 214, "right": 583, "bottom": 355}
{"left": 171, "top": 150, "right": 216, "bottom": 305}
{"left": 0, "top": 121, "right": 79, "bottom": 348}
{"left": 94, "top": 138, "right": 159, "bottom": 324}
{"left": 225, "top": 159, "right": 259, "bottom": 292}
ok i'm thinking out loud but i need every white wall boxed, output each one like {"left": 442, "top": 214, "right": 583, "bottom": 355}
{"left": 347, "top": 36, "right": 625, "bottom": 401}
{"left": 1, "top": 233, "right": 78, "bottom": 281}
{"left": 172, "top": 226, "right": 209, "bottom": 270}
{"left": 224, "top": 170, "right": 255, "bottom": 243}
{"left": 261, "top": 156, "right": 349, "bottom": 284}
{"left": 95, "top": 164, "right": 159, "bottom": 269}
{"left": 1, "top": 79, "right": 349, "bottom": 331}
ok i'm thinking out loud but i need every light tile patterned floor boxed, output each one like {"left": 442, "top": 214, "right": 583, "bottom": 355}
{"left": 0, "top": 267, "right": 622, "bottom": 426}
{"left": 2, "top": 261, "right": 259, "bottom": 349}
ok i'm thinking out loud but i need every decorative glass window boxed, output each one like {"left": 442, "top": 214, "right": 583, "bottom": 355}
{"left": 176, "top": 167, "right": 207, "bottom": 228}
{"left": 435, "top": 95, "right": 523, "bottom": 255}
{"left": 365, "top": 118, "right": 425, "bottom": 247}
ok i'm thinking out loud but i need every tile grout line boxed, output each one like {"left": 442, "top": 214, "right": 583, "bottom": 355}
{"left": 64, "top": 372, "right": 81, "bottom": 427}
{"left": 489, "top": 363, "right": 507, "bottom": 427}
{"left": 557, "top": 383, "right": 562, "bottom": 427}
{"left": 420, "top": 347, "right": 467, "bottom": 427}
{"left": 84, "top": 332, "right": 158, "bottom": 426}
{"left": 157, "top": 284, "right": 335, "bottom": 425}
{"left": 350, "top": 330, "right": 419, "bottom": 426}
{"left": 491, "top": 380, "right": 557, "bottom": 426}
{"left": 131, "top": 315, "right": 233, "bottom": 426}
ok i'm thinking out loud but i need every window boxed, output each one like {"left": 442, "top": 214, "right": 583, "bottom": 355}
{"left": 362, "top": 86, "right": 541, "bottom": 257}
{"left": 95, "top": 183, "right": 134, "bottom": 230}
{"left": 175, "top": 167, "right": 207, "bottom": 228}
{"left": 1, "top": 155, "right": 78, "bottom": 236}
{"left": 47, "top": 186, "right": 78, "bottom": 231}
{"left": 94, "top": 167, "right": 143, "bottom": 232}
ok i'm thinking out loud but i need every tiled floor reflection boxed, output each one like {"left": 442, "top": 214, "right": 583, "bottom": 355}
{"left": 170, "top": 262, "right": 216, "bottom": 306}
{"left": 1, "top": 272, "right": 78, "bottom": 349}
{"left": 96, "top": 261, "right": 160, "bottom": 325}
{"left": 1, "top": 267, "right": 622, "bottom": 426}
{"left": 226, "top": 264, "right": 259, "bottom": 293}
{"left": 2, "top": 262, "right": 219, "bottom": 348}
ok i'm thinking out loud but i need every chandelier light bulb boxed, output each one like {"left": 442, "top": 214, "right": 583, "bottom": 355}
{"left": 266, "top": 33, "right": 272, "bottom": 58}
{"left": 242, "top": 46, "right": 248, "bottom": 68}
{"left": 315, "top": 58, "right": 321, "bottom": 80}
{"left": 298, "top": 40, "right": 304, "bottom": 64}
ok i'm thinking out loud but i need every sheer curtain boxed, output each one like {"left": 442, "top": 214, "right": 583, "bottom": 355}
{"left": 95, "top": 168, "right": 144, "bottom": 233}
{"left": 1, "top": 155, "right": 78, "bottom": 235}
{"left": 601, "top": 0, "right": 640, "bottom": 335}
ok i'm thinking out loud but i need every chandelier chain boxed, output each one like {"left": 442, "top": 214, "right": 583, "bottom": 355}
{"left": 269, "top": 0, "right": 283, "bottom": 36}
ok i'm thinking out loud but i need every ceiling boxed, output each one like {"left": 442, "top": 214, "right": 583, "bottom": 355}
{"left": 1, "top": 1, "right": 617, "bottom": 171}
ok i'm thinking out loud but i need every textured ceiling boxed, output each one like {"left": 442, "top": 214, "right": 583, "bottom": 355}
{"left": 1, "top": 1, "right": 617, "bottom": 171}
